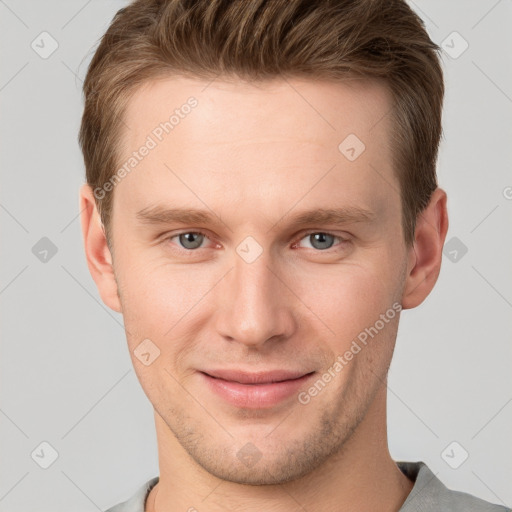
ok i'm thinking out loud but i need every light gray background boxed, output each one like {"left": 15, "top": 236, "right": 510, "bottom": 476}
{"left": 1, "top": 1, "right": 511, "bottom": 510}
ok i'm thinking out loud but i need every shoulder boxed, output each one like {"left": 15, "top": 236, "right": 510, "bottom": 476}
{"left": 398, "top": 461, "right": 510, "bottom": 512}
{"left": 104, "top": 476, "right": 159, "bottom": 512}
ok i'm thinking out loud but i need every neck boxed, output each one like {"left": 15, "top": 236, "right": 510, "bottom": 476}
{"left": 146, "top": 382, "right": 414, "bottom": 512}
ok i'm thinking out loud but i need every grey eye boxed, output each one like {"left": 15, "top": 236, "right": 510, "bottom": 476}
{"left": 177, "top": 232, "right": 205, "bottom": 250}
{"left": 306, "top": 233, "right": 336, "bottom": 250}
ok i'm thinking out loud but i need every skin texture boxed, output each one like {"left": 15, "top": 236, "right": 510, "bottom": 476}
{"left": 80, "top": 76, "right": 448, "bottom": 512}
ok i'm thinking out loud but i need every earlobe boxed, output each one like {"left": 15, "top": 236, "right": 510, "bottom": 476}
{"left": 401, "top": 188, "right": 449, "bottom": 309}
{"left": 79, "top": 184, "right": 122, "bottom": 313}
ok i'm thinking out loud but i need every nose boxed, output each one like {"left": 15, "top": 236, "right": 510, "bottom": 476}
{"left": 214, "top": 248, "right": 297, "bottom": 348}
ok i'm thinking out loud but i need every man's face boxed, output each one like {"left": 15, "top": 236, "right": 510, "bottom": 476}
{"left": 108, "top": 76, "right": 409, "bottom": 484}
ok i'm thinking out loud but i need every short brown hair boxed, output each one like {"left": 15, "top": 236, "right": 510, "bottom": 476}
{"left": 79, "top": 0, "right": 444, "bottom": 246}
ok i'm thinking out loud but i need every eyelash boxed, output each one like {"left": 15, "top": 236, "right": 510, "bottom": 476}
{"left": 293, "top": 230, "right": 349, "bottom": 249}
{"left": 164, "top": 230, "right": 349, "bottom": 252}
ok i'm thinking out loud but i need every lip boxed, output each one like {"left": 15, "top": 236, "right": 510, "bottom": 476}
{"left": 198, "top": 369, "right": 316, "bottom": 409}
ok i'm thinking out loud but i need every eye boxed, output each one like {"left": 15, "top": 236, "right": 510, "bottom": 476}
{"left": 169, "top": 231, "right": 209, "bottom": 250}
{"left": 296, "top": 232, "right": 345, "bottom": 251}
{"left": 165, "top": 231, "right": 348, "bottom": 252}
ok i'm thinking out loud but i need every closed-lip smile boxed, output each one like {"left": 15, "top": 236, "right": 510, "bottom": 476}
{"left": 198, "top": 369, "right": 316, "bottom": 408}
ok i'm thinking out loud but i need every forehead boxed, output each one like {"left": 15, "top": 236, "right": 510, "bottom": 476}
{"left": 115, "top": 75, "right": 397, "bottom": 222}
{"left": 121, "top": 75, "right": 393, "bottom": 149}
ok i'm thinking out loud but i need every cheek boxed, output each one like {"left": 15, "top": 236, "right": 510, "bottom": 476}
{"left": 115, "top": 253, "right": 222, "bottom": 341}
{"left": 292, "top": 259, "right": 402, "bottom": 345}
{"left": 115, "top": 258, "right": 205, "bottom": 396}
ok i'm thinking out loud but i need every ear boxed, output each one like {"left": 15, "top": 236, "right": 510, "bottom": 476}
{"left": 401, "top": 187, "right": 449, "bottom": 309}
{"left": 79, "top": 184, "right": 122, "bottom": 313}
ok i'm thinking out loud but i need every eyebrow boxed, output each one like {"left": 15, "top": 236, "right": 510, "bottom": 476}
{"left": 135, "top": 204, "right": 375, "bottom": 230}
{"left": 136, "top": 205, "right": 215, "bottom": 225}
